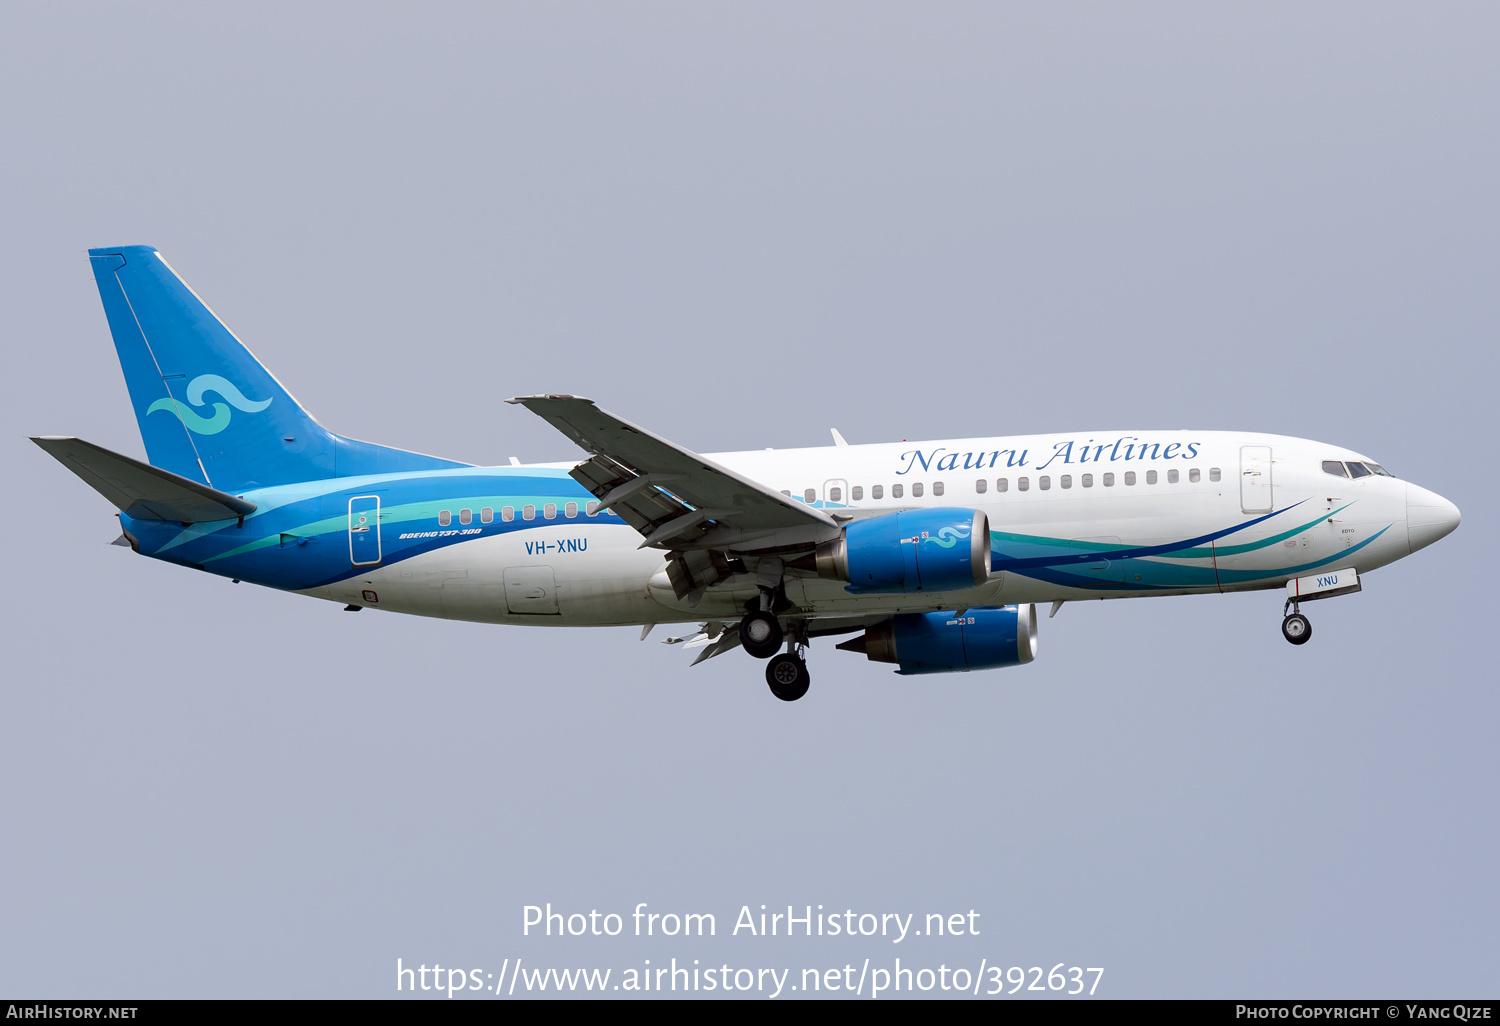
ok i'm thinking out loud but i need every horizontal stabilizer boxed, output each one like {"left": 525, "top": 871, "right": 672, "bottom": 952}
{"left": 32, "top": 436, "right": 257, "bottom": 523}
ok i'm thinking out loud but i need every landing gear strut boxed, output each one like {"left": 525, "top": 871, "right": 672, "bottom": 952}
{"left": 1281, "top": 598, "right": 1312, "bottom": 645}
{"left": 766, "top": 652, "right": 810, "bottom": 702}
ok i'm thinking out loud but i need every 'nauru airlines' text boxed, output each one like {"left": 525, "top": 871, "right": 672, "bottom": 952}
{"left": 898, "top": 437, "right": 1202, "bottom": 475}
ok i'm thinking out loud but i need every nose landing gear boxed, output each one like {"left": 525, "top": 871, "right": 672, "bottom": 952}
{"left": 1281, "top": 597, "right": 1312, "bottom": 645}
{"left": 1281, "top": 612, "right": 1312, "bottom": 645}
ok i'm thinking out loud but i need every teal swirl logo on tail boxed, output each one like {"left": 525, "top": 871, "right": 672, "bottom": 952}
{"left": 147, "top": 374, "right": 272, "bottom": 435}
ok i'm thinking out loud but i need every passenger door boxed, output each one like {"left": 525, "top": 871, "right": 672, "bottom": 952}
{"left": 348, "top": 495, "right": 382, "bottom": 566}
{"left": 1240, "top": 446, "right": 1273, "bottom": 514}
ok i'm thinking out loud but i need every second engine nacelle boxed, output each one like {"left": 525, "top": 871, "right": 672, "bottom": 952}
{"left": 837, "top": 605, "right": 1038, "bottom": 675}
{"left": 815, "top": 508, "right": 991, "bottom": 593}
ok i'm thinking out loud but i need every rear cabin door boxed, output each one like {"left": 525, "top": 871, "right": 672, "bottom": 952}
{"left": 1240, "top": 446, "right": 1273, "bottom": 514}
{"left": 348, "top": 495, "right": 382, "bottom": 566}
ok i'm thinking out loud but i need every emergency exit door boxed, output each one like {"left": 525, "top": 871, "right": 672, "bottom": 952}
{"left": 1240, "top": 446, "right": 1273, "bottom": 514}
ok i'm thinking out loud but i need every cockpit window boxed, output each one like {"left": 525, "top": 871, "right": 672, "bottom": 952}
{"left": 1346, "top": 462, "right": 1371, "bottom": 479}
{"left": 1322, "top": 460, "right": 1349, "bottom": 478}
{"left": 1366, "top": 463, "right": 1394, "bottom": 478}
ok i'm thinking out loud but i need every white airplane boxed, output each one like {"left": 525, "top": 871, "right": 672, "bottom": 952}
{"left": 35, "top": 246, "right": 1461, "bottom": 700}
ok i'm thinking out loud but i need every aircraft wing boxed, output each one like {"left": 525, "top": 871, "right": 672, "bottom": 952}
{"left": 506, "top": 395, "right": 839, "bottom": 553}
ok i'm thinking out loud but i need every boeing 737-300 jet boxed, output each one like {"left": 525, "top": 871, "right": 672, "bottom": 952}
{"left": 34, "top": 246, "right": 1462, "bottom": 701}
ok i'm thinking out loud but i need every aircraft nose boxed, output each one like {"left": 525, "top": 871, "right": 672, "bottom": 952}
{"left": 1406, "top": 482, "right": 1461, "bottom": 554}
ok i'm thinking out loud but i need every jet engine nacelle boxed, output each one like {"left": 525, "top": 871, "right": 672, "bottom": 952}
{"left": 814, "top": 508, "right": 991, "bottom": 593}
{"left": 837, "top": 605, "right": 1038, "bottom": 675}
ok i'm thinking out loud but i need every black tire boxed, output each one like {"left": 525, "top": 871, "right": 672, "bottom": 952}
{"left": 1282, "top": 613, "right": 1312, "bottom": 645}
{"left": 765, "top": 653, "right": 810, "bottom": 702}
{"left": 739, "top": 610, "right": 783, "bottom": 659}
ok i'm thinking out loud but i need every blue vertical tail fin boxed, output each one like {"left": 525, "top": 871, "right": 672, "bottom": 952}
{"left": 88, "top": 246, "right": 467, "bottom": 492}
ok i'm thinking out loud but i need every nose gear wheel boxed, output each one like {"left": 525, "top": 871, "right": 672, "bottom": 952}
{"left": 1281, "top": 612, "right": 1312, "bottom": 645}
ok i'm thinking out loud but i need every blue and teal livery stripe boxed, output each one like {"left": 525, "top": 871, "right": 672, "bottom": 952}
{"left": 119, "top": 468, "right": 623, "bottom": 591}
{"left": 1005, "top": 527, "right": 1392, "bottom": 592}
{"left": 987, "top": 500, "right": 1311, "bottom": 573}
{"left": 986, "top": 500, "right": 1390, "bottom": 591}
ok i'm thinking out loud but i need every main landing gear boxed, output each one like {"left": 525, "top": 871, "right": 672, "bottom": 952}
{"left": 739, "top": 609, "right": 783, "bottom": 658}
{"left": 738, "top": 601, "right": 811, "bottom": 701}
{"left": 741, "top": 576, "right": 811, "bottom": 701}
{"left": 1281, "top": 598, "right": 1312, "bottom": 646}
{"left": 766, "top": 652, "right": 810, "bottom": 702}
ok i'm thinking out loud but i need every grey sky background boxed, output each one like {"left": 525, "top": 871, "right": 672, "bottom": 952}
{"left": 1, "top": 2, "right": 1495, "bottom": 998}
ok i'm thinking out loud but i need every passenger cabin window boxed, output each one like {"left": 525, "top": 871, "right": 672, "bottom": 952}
{"left": 1039, "top": 476, "right": 1050, "bottom": 490}
{"left": 1189, "top": 468, "right": 1201, "bottom": 483}
{"left": 502, "top": 506, "right": 515, "bottom": 522}
{"left": 565, "top": 502, "right": 578, "bottom": 518}
{"left": 1124, "top": 471, "right": 1137, "bottom": 486}
{"left": 829, "top": 486, "right": 842, "bottom": 502}
{"left": 1322, "top": 460, "right": 1349, "bottom": 478}
{"left": 522, "top": 504, "right": 536, "bottom": 520}
{"left": 804, "top": 488, "right": 816, "bottom": 503}
{"left": 852, "top": 486, "right": 864, "bottom": 500}
{"left": 1146, "top": 470, "right": 1158, "bottom": 485}
{"left": 1103, "top": 473, "right": 1115, "bottom": 487}
{"left": 480, "top": 507, "right": 494, "bottom": 524}
{"left": 996, "top": 479, "right": 1008, "bottom": 492}
{"left": 438, "top": 510, "right": 452, "bottom": 527}
{"left": 543, "top": 503, "right": 557, "bottom": 519}
{"left": 1061, "top": 474, "right": 1072, "bottom": 489}
{"left": 780, "top": 489, "right": 791, "bottom": 496}
{"left": 1018, "top": 477, "right": 1030, "bottom": 491}
{"left": 1167, "top": 469, "right": 1178, "bottom": 484}
{"left": 459, "top": 509, "right": 472, "bottom": 525}
{"left": 975, "top": 479, "right": 987, "bottom": 494}
{"left": 1346, "top": 462, "right": 1371, "bottom": 479}
{"left": 912, "top": 482, "right": 924, "bottom": 497}
{"left": 932, "top": 481, "right": 944, "bottom": 496}
{"left": 872, "top": 484, "right": 884, "bottom": 499}
{"left": 1209, "top": 467, "right": 1221, "bottom": 482}
{"left": 585, "top": 501, "right": 599, "bottom": 516}
{"left": 892, "top": 483, "right": 903, "bottom": 499}
{"left": 1082, "top": 474, "right": 1093, "bottom": 487}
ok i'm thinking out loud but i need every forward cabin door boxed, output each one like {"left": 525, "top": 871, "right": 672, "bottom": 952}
{"left": 1240, "top": 446, "right": 1273, "bottom": 514}
{"left": 348, "top": 495, "right": 382, "bottom": 565}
